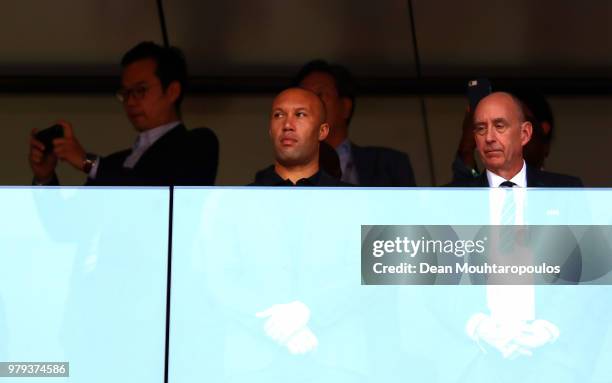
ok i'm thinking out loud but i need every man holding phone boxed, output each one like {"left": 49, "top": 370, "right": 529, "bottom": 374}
{"left": 29, "top": 41, "right": 218, "bottom": 186}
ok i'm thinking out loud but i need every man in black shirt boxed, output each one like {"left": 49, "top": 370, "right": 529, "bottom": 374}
{"left": 252, "top": 87, "right": 349, "bottom": 186}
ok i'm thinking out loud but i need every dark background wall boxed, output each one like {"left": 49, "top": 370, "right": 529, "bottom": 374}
{"left": 1, "top": 0, "right": 611, "bottom": 185}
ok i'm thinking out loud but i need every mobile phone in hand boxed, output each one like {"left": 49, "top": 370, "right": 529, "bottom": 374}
{"left": 467, "top": 78, "right": 492, "bottom": 111}
{"left": 35, "top": 124, "right": 64, "bottom": 154}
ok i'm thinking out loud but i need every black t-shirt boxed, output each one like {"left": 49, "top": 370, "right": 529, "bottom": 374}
{"left": 250, "top": 166, "right": 352, "bottom": 187}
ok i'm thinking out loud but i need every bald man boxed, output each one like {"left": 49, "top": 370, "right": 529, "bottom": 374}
{"left": 251, "top": 87, "right": 350, "bottom": 186}
{"left": 451, "top": 92, "right": 582, "bottom": 187}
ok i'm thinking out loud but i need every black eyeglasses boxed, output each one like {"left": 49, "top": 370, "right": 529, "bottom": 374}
{"left": 116, "top": 84, "right": 155, "bottom": 103}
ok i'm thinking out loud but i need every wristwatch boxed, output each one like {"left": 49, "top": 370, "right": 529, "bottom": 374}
{"left": 82, "top": 153, "right": 98, "bottom": 174}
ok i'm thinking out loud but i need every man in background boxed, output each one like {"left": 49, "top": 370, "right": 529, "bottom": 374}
{"left": 295, "top": 60, "right": 416, "bottom": 186}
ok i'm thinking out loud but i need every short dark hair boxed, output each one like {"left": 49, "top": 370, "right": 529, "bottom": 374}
{"left": 516, "top": 91, "right": 554, "bottom": 143}
{"left": 293, "top": 60, "right": 357, "bottom": 125}
{"left": 503, "top": 88, "right": 554, "bottom": 143}
{"left": 121, "top": 41, "right": 188, "bottom": 111}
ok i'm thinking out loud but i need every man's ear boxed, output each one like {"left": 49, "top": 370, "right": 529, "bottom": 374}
{"left": 341, "top": 97, "right": 353, "bottom": 121}
{"left": 541, "top": 121, "right": 552, "bottom": 136}
{"left": 318, "top": 122, "right": 330, "bottom": 141}
{"left": 520, "top": 121, "right": 533, "bottom": 147}
{"left": 165, "top": 81, "right": 181, "bottom": 104}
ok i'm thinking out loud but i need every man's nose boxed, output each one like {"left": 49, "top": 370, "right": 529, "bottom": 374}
{"left": 283, "top": 117, "right": 295, "bottom": 130}
{"left": 485, "top": 125, "right": 496, "bottom": 142}
{"left": 125, "top": 92, "right": 139, "bottom": 107}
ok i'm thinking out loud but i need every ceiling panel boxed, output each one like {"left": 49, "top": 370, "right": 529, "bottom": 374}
{"left": 165, "top": 0, "right": 417, "bottom": 77}
{"left": 0, "top": 1, "right": 609, "bottom": 81}
{"left": 414, "top": 0, "right": 612, "bottom": 77}
{"left": 0, "top": 0, "right": 162, "bottom": 76}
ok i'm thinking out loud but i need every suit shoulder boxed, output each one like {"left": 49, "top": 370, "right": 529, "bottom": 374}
{"left": 184, "top": 127, "right": 219, "bottom": 156}
{"left": 536, "top": 170, "right": 583, "bottom": 187}
{"left": 352, "top": 144, "right": 415, "bottom": 186}
{"left": 187, "top": 126, "right": 218, "bottom": 142}
{"left": 445, "top": 176, "right": 485, "bottom": 187}
{"left": 353, "top": 145, "right": 412, "bottom": 168}
{"left": 319, "top": 171, "right": 354, "bottom": 186}
{"left": 354, "top": 145, "right": 409, "bottom": 159}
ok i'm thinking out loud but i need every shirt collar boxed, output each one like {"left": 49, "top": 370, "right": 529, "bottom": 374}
{"left": 335, "top": 138, "right": 352, "bottom": 156}
{"left": 134, "top": 121, "right": 181, "bottom": 150}
{"left": 335, "top": 138, "right": 353, "bottom": 177}
{"left": 486, "top": 160, "right": 527, "bottom": 188}
{"left": 256, "top": 166, "right": 321, "bottom": 186}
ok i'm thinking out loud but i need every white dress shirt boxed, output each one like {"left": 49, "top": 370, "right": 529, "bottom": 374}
{"left": 486, "top": 160, "right": 527, "bottom": 188}
{"left": 486, "top": 161, "right": 533, "bottom": 321}
{"left": 335, "top": 139, "right": 360, "bottom": 185}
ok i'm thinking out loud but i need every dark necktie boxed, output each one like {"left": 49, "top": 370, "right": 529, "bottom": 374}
{"left": 499, "top": 181, "right": 517, "bottom": 254}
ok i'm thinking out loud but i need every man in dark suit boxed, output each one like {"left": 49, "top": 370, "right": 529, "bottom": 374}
{"left": 452, "top": 89, "right": 576, "bottom": 186}
{"left": 295, "top": 60, "right": 416, "bottom": 186}
{"left": 455, "top": 164, "right": 583, "bottom": 188}
{"left": 449, "top": 93, "right": 595, "bottom": 381}
{"left": 28, "top": 41, "right": 218, "bottom": 186}
{"left": 450, "top": 92, "right": 581, "bottom": 188}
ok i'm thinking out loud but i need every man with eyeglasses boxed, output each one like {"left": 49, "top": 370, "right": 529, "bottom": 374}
{"left": 450, "top": 92, "right": 581, "bottom": 187}
{"left": 28, "top": 41, "right": 218, "bottom": 186}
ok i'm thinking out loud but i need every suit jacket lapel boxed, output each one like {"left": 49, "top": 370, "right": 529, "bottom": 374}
{"left": 133, "top": 124, "right": 186, "bottom": 171}
{"left": 350, "top": 142, "right": 365, "bottom": 181}
{"left": 475, "top": 172, "right": 489, "bottom": 187}
{"left": 526, "top": 166, "right": 544, "bottom": 187}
